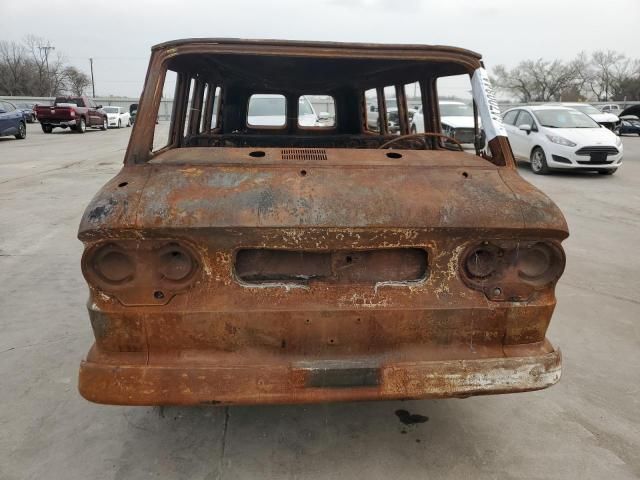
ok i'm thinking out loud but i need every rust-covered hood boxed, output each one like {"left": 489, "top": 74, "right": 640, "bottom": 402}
{"left": 78, "top": 148, "right": 568, "bottom": 238}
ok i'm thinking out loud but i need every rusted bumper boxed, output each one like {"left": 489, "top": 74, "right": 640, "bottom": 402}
{"left": 78, "top": 347, "right": 561, "bottom": 406}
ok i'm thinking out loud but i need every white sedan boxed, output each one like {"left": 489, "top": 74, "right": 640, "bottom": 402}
{"left": 502, "top": 105, "right": 623, "bottom": 175}
{"left": 411, "top": 101, "right": 479, "bottom": 146}
{"left": 101, "top": 106, "right": 131, "bottom": 128}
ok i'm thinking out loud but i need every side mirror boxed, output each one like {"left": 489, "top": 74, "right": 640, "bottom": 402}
{"left": 96, "top": 105, "right": 102, "bottom": 109}
{"left": 318, "top": 111, "right": 331, "bottom": 120}
{"left": 518, "top": 123, "right": 532, "bottom": 133}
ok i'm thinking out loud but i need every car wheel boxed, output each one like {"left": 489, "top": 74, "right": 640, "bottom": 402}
{"left": 530, "top": 147, "right": 550, "bottom": 175}
{"left": 15, "top": 122, "right": 26, "bottom": 139}
{"left": 598, "top": 169, "right": 617, "bottom": 175}
{"left": 41, "top": 124, "right": 53, "bottom": 134}
{"left": 101, "top": 118, "right": 108, "bottom": 130}
{"left": 127, "top": 118, "right": 131, "bottom": 127}
{"left": 77, "top": 117, "right": 86, "bottom": 133}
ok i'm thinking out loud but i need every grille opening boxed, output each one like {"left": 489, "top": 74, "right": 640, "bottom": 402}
{"left": 282, "top": 148, "right": 327, "bottom": 161}
{"left": 235, "top": 248, "right": 427, "bottom": 285}
{"left": 575, "top": 146, "right": 619, "bottom": 156}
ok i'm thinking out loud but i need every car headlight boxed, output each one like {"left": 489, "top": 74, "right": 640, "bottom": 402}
{"left": 545, "top": 134, "right": 576, "bottom": 147}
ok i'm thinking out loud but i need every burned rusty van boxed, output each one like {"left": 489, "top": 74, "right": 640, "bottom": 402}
{"left": 78, "top": 39, "right": 567, "bottom": 406}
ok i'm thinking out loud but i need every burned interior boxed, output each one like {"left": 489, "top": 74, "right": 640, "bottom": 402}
{"left": 132, "top": 39, "right": 510, "bottom": 165}
{"left": 78, "top": 39, "right": 568, "bottom": 406}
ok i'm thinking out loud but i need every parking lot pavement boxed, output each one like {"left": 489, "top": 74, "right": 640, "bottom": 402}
{"left": 1, "top": 124, "right": 639, "bottom": 480}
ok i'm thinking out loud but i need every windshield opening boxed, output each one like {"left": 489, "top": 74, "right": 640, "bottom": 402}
{"left": 103, "top": 107, "right": 119, "bottom": 113}
{"left": 534, "top": 109, "right": 599, "bottom": 128}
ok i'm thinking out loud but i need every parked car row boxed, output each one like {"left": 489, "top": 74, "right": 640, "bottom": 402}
{"left": 1, "top": 97, "right": 143, "bottom": 140}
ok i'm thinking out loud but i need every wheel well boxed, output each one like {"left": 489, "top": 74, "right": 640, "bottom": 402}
{"left": 530, "top": 145, "right": 543, "bottom": 159}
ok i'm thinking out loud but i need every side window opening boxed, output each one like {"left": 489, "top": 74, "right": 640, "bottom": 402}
{"left": 298, "top": 95, "right": 335, "bottom": 128}
{"left": 199, "top": 83, "right": 210, "bottom": 133}
{"left": 503, "top": 110, "right": 519, "bottom": 126}
{"left": 405, "top": 83, "right": 421, "bottom": 133}
{"left": 515, "top": 111, "right": 534, "bottom": 129}
{"left": 365, "top": 88, "right": 380, "bottom": 133}
{"left": 183, "top": 78, "right": 197, "bottom": 138}
{"left": 152, "top": 69, "right": 178, "bottom": 152}
{"left": 247, "top": 94, "right": 286, "bottom": 128}
{"left": 211, "top": 86, "right": 222, "bottom": 130}
{"left": 385, "top": 86, "right": 401, "bottom": 136}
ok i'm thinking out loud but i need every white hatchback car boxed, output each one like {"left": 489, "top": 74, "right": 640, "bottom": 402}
{"left": 502, "top": 105, "right": 623, "bottom": 175}
{"left": 101, "top": 106, "right": 131, "bottom": 128}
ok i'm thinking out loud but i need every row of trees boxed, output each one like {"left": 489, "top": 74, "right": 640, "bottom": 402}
{"left": 0, "top": 35, "right": 91, "bottom": 97}
{"left": 492, "top": 50, "right": 640, "bottom": 102}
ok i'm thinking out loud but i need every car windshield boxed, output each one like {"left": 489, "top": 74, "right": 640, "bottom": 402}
{"left": 55, "top": 97, "right": 85, "bottom": 107}
{"left": 534, "top": 109, "right": 599, "bottom": 128}
{"left": 439, "top": 103, "right": 473, "bottom": 116}
{"left": 570, "top": 104, "right": 601, "bottom": 115}
{"left": 103, "top": 107, "right": 119, "bottom": 113}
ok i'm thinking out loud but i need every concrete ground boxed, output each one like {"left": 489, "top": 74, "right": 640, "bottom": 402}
{"left": 1, "top": 124, "right": 638, "bottom": 480}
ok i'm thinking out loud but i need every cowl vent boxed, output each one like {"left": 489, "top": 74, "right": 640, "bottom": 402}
{"left": 281, "top": 148, "right": 327, "bottom": 161}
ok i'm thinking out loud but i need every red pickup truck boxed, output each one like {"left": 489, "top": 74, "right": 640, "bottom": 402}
{"left": 36, "top": 96, "right": 108, "bottom": 133}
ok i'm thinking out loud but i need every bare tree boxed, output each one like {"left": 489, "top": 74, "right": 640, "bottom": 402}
{"left": 494, "top": 50, "right": 640, "bottom": 102}
{"left": 0, "top": 41, "right": 30, "bottom": 95}
{"left": 64, "top": 66, "right": 91, "bottom": 95}
{"left": 492, "top": 59, "right": 579, "bottom": 102}
{"left": 23, "top": 35, "right": 53, "bottom": 96}
{"left": 587, "top": 50, "right": 627, "bottom": 101}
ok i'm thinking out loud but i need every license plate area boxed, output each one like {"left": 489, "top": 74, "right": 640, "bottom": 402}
{"left": 294, "top": 360, "right": 380, "bottom": 388}
{"left": 589, "top": 152, "right": 608, "bottom": 163}
{"left": 235, "top": 248, "right": 427, "bottom": 286}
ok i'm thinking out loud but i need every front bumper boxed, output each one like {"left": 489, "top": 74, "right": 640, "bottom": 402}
{"left": 546, "top": 144, "right": 623, "bottom": 170}
{"left": 78, "top": 345, "right": 561, "bottom": 406}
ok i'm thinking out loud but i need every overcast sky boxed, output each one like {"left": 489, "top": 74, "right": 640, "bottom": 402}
{"left": 3, "top": 0, "right": 640, "bottom": 98}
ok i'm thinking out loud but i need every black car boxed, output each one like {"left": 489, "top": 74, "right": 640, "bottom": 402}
{"left": 619, "top": 116, "right": 640, "bottom": 136}
{"left": 129, "top": 103, "right": 138, "bottom": 125}
{"left": 0, "top": 100, "right": 27, "bottom": 139}
{"left": 15, "top": 103, "right": 37, "bottom": 123}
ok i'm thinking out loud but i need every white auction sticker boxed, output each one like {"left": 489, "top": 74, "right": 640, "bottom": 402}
{"left": 471, "top": 68, "right": 507, "bottom": 141}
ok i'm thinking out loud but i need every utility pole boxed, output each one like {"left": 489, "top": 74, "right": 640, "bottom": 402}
{"left": 89, "top": 58, "right": 96, "bottom": 98}
{"left": 38, "top": 43, "right": 55, "bottom": 96}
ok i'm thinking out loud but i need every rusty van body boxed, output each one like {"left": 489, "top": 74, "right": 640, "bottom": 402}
{"left": 78, "top": 39, "right": 568, "bottom": 406}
